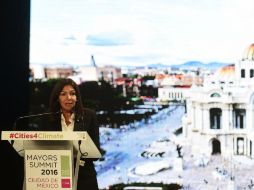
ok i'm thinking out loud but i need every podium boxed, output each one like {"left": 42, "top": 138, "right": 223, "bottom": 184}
{"left": 1, "top": 131, "right": 101, "bottom": 190}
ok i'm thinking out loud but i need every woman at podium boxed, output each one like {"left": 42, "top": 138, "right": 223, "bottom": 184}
{"left": 12, "top": 78, "right": 101, "bottom": 190}
{"left": 47, "top": 78, "right": 101, "bottom": 190}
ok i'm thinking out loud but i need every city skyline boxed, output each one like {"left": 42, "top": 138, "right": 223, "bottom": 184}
{"left": 30, "top": 0, "right": 254, "bottom": 67}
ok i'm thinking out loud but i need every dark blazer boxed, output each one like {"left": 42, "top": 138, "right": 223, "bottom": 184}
{"left": 51, "top": 108, "right": 100, "bottom": 190}
{"left": 46, "top": 108, "right": 100, "bottom": 150}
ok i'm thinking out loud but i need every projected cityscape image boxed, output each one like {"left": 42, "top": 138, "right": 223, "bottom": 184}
{"left": 29, "top": 0, "right": 254, "bottom": 189}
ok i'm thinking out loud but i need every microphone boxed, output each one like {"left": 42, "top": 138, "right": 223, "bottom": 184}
{"left": 77, "top": 115, "right": 88, "bottom": 158}
{"left": 78, "top": 140, "right": 88, "bottom": 157}
{"left": 13, "top": 112, "right": 59, "bottom": 130}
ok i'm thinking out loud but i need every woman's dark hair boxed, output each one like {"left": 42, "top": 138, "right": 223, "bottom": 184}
{"left": 49, "top": 78, "right": 84, "bottom": 117}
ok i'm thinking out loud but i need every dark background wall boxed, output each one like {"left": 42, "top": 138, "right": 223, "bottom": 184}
{"left": 1, "top": 0, "right": 30, "bottom": 189}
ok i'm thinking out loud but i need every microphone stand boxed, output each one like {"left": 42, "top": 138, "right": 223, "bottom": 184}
{"left": 12, "top": 112, "right": 58, "bottom": 145}
{"left": 13, "top": 112, "right": 59, "bottom": 130}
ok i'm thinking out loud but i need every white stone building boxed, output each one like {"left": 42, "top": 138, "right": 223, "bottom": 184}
{"left": 182, "top": 44, "right": 254, "bottom": 159}
{"left": 72, "top": 55, "right": 99, "bottom": 83}
{"left": 71, "top": 56, "right": 122, "bottom": 84}
{"left": 157, "top": 73, "right": 203, "bottom": 102}
{"left": 158, "top": 86, "right": 188, "bottom": 102}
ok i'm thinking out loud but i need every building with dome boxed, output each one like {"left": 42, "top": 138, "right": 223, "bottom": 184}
{"left": 182, "top": 44, "right": 254, "bottom": 159}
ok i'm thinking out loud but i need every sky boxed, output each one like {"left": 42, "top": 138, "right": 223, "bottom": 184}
{"left": 30, "top": 0, "right": 254, "bottom": 67}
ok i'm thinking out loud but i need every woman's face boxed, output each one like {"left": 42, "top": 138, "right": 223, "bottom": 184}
{"left": 58, "top": 85, "right": 77, "bottom": 113}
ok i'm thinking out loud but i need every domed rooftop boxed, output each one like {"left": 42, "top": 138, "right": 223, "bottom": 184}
{"left": 213, "top": 64, "right": 235, "bottom": 81}
{"left": 242, "top": 43, "right": 254, "bottom": 61}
